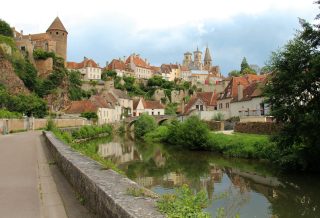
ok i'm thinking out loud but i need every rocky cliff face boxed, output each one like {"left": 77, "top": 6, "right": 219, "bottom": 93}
{"left": 0, "top": 57, "right": 29, "bottom": 95}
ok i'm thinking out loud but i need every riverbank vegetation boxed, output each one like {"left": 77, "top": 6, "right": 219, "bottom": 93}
{"left": 48, "top": 123, "right": 121, "bottom": 173}
{"left": 136, "top": 114, "right": 274, "bottom": 160}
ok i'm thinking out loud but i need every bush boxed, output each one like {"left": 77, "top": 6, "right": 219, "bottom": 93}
{"left": 33, "top": 49, "right": 55, "bottom": 60}
{"left": 165, "top": 116, "right": 210, "bottom": 149}
{"left": 71, "top": 124, "right": 112, "bottom": 140}
{"left": 157, "top": 184, "right": 210, "bottom": 218}
{"left": 46, "top": 118, "right": 56, "bottom": 131}
{"left": 144, "top": 126, "right": 169, "bottom": 142}
{"left": 212, "top": 112, "right": 224, "bottom": 121}
{"left": 134, "top": 114, "right": 157, "bottom": 138}
{"left": 0, "top": 19, "right": 13, "bottom": 37}
{"left": 0, "top": 109, "right": 22, "bottom": 118}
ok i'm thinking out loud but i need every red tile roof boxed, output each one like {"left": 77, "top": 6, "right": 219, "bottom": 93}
{"left": 219, "top": 74, "right": 265, "bottom": 100}
{"left": 143, "top": 99, "right": 165, "bottom": 109}
{"left": 126, "top": 55, "right": 151, "bottom": 69}
{"left": 65, "top": 100, "right": 97, "bottom": 114}
{"left": 184, "top": 92, "right": 217, "bottom": 114}
{"left": 108, "top": 59, "right": 127, "bottom": 71}
{"left": 67, "top": 58, "right": 99, "bottom": 70}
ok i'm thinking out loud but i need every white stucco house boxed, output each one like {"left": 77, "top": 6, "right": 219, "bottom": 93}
{"left": 133, "top": 98, "right": 165, "bottom": 117}
{"left": 67, "top": 57, "right": 101, "bottom": 81}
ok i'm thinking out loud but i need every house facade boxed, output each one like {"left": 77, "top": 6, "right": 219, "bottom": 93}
{"left": 67, "top": 57, "right": 101, "bottom": 81}
{"left": 107, "top": 59, "right": 133, "bottom": 77}
{"left": 133, "top": 99, "right": 165, "bottom": 116}
{"left": 126, "top": 54, "right": 153, "bottom": 79}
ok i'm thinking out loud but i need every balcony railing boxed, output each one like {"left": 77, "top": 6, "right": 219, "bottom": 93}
{"left": 239, "top": 109, "right": 269, "bottom": 117}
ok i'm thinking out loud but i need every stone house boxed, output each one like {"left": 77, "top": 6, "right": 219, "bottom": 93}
{"left": 133, "top": 99, "right": 165, "bottom": 116}
{"left": 160, "top": 64, "right": 181, "bottom": 81}
{"left": 64, "top": 95, "right": 121, "bottom": 124}
{"left": 126, "top": 54, "right": 153, "bottom": 79}
{"left": 230, "top": 79, "right": 269, "bottom": 118}
{"left": 107, "top": 89, "right": 133, "bottom": 117}
{"left": 67, "top": 57, "right": 101, "bottom": 81}
{"left": 107, "top": 58, "right": 134, "bottom": 77}
{"left": 217, "top": 74, "right": 266, "bottom": 119}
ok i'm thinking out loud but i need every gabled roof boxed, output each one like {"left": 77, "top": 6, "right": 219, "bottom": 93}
{"left": 108, "top": 59, "right": 127, "bottom": 71}
{"left": 234, "top": 79, "right": 266, "bottom": 102}
{"left": 143, "top": 100, "right": 165, "bottom": 109}
{"left": 67, "top": 58, "right": 99, "bottom": 70}
{"left": 65, "top": 100, "right": 97, "bottom": 114}
{"left": 218, "top": 74, "right": 266, "bottom": 101}
{"left": 46, "top": 17, "right": 68, "bottom": 33}
{"left": 133, "top": 99, "right": 140, "bottom": 110}
{"left": 126, "top": 54, "right": 151, "bottom": 69}
{"left": 184, "top": 92, "right": 217, "bottom": 114}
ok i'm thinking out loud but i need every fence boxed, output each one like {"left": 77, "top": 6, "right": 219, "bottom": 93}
{"left": 0, "top": 118, "right": 90, "bottom": 135}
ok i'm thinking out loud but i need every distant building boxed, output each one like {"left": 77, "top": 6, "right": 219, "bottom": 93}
{"left": 160, "top": 64, "right": 180, "bottom": 81}
{"left": 13, "top": 17, "right": 68, "bottom": 61}
{"left": 67, "top": 57, "right": 101, "bottom": 81}
{"left": 126, "top": 54, "right": 153, "bottom": 79}
{"left": 107, "top": 58, "right": 133, "bottom": 77}
{"left": 133, "top": 98, "right": 165, "bottom": 116}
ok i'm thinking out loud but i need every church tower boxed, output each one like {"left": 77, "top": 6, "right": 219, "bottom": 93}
{"left": 204, "top": 46, "right": 212, "bottom": 68}
{"left": 46, "top": 17, "right": 68, "bottom": 61}
{"left": 183, "top": 52, "right": 192, "bottom": 67}
{"left": 193, "top": 47, "right": 202, "bottom": 70}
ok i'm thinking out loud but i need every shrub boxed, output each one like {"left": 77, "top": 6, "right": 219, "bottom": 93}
{"left": 71, "top": 124, "right": 112, "bottom": 140}
{"left": 134, "top": 114, "right": 157, "bottom": 138}
{"left": 157, "top": 184, "right": 210, "bottom": 218}
{"left": 165, "top": 116, "right": 210, "bottom": 149}
{"left": 33, "top": 49, "right": 55, "bottom": 60}
{"left": 144, "top": 126, "right": 169, "bottom": 142}
{"left": 0, "top": 109, "right": 22, "bottom": 118}
{"left": 46, "top": 118, "right": 56, "bottom": 131}
{"left": 212, "top": 112, "right": 225, "bottom": 121}
{"left": 0, "top": 19, "right": 13, "bottom": 37}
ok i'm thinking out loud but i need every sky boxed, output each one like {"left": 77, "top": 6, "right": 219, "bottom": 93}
{"left": 1, "top": 0, "right": 318, "bottom": 75}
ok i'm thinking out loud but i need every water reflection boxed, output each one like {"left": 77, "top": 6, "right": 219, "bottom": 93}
{"left": 96, "top": 137, "right": 320, "bottom": 218}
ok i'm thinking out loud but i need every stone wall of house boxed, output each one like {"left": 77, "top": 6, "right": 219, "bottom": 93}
{"left": 234, "top": 122, "right": 282, "bottom": 135}
{"left": 43, "top": 131, "right": 164, "bottom": 218}
{"left": 35, "top": 58, "right": 53, "bottom": 78}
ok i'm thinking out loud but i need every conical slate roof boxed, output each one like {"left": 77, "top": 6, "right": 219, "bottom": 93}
{"left": 47, "top": 17, "right": 68, "bottom": 33}
{"left": 204, "top": 46, "right": 212, "bottom": 61}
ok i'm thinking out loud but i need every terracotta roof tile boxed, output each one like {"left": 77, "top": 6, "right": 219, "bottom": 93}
{"left": 65, "top": 100, "right": 97, "bottom": 114}
{"left": 46, "top": 17, "right": 67, "bottom": 33}
{"left": 126, "top": 55, "right": 151, "bottom": 69}
{"left": 67, "top": 58, "right": 99, "bottom": 70}
{"left": 108, "top": 59, "right": 127, "bottom": 71}
{"left": 142, "top": 99, "right": 165, "bottom": 109}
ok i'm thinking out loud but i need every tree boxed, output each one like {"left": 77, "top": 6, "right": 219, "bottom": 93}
{"left": 228, "top": 70, "right": 240, "bottom": 77}
{"left": 240, "top": 57, "right": 250, "bottom": 73}
{"left": 264, "top": 13, "right": 320, "bottom": 170}
{"left": 68, "top": 70, "right": 83, "bottom": 100}
{"left": 134, "top": 114, "right": 157, "bottom": 138}
{"left": 0, "top": 19, "right": 13, "bottom": 37}
{"left": 241, "top": 67, "right": 257, "bottom": 75}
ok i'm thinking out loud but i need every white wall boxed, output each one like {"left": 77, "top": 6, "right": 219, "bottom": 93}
{"left": 144, "top": 109, "right": 164, "bottom": 116}
{"left": 230, "top": 97, "right": 266, "bottom": 117}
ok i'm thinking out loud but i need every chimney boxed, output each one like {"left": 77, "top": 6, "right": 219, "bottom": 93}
{"left": 238, "top": 82, "right": 243, "bottom": 101}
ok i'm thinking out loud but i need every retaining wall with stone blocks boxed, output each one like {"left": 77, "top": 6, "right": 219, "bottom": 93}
{"left": 43, "top": 131, "right": 164, "bottom": 218}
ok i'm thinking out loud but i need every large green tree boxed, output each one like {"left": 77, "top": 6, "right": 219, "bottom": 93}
{"left": 264, "top": 8, "right": 320, "bottom": 170}
{"left": 0, "top": 19, "right": 13, "bottom": 37}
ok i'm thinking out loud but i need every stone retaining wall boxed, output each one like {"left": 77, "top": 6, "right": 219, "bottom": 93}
{"left": 234, "top": 122, "right": 282, "bottom": 135}
{"left": 43, "top": 131, "right": 164, "bottom": 218}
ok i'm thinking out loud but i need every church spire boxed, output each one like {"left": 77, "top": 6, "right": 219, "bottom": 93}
{"left": 204, "top": 45, "right": 212, "bottom": 68}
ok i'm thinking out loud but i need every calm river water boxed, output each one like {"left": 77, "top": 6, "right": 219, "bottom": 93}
{"left": 93, "top": 136, "right": 319, "bottom": 218}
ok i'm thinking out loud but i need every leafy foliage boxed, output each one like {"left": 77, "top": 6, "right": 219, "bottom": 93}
{"left": 0, "top": 19, "right": 13, "bottom": 37}
{"left": 165, "top": 116, "right": 210, "bottom": 149}
{"left": 264, "top": 11, "right": 320, "bottom": 170}
{"left": 165, "top": 103, "right": 178, "bottom": 115}
{"left": 68, "top": 70, "right": 83, "bottom": 100}
{"left": 134, "top": 113, "right": 157, "bottom": 138}
{"left": 33, "top": 49, "right": 55, "bottom": 60}
{"left": 240, "top": 57, "right": 250, "bottom": 73}
{"left": 228, "top": 70, "right": 240, "bottom": 77}
{"left": 0, "top": 109, "right": 22, "bottom": 118}
{"left": 157, "top": 184, "right": 210, "bottom": 218}
{"left": 71, "top": 124, "right": 112, "bottom": 140}
{"left": 80, "top": 112, "right": 98, "bottom": 120}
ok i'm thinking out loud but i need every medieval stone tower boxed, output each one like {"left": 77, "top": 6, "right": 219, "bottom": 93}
{"left": 193, "top": 47, "right": 203, "bottom": 70}
{"left": 46, "top": 17, "right": 68, "bottom": 61}
{"left": 183, "top": 52, "right": 192, "bottom": 67}
{"left": 204, "top": 46, "right": 212, "bottom": 68}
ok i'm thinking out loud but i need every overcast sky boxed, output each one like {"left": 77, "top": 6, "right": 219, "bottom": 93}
{"left": 1, "top": 0, "right": 318, "bottom": 75}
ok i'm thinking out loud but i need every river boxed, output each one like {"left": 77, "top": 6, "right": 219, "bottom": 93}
{"left": 91, "top": 136, "right": 320, "bottom": 218}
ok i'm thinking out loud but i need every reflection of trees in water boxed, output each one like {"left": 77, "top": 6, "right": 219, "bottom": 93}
{"left": 104, "top": 137, "right": 320, "bottom": 218}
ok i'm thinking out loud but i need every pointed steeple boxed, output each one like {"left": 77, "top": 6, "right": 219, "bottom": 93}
{"left": 46, "top": 17, "right": 68, "bottom": 33}
{"left": 204, "top": 46, "right": 212, "bottom": 61}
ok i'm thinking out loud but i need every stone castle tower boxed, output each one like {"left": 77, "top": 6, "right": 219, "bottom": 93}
{"left": 204, "top": 46, "right": 212, "bottom": 69}
{"left": 46, "top": 17, "right": 68, "bottom": 61}
{"left": 193, "top": 47, "right": 203, "bottom": 70}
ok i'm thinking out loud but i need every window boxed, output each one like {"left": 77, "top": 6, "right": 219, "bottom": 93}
{"left": 214, "top": 106, "right": 217, "bottom": 110}
{"left": 152, "top": 111, "right": 154, "bottom": 115}
{"left": 219, "top": 103, "right": 223, "bottom": 109}
{"left": 56, "top": 32, "right": 59, "bottom": 35}
{"left": 196, "top": 105, "right": 199, "bottom": 110}
{"left": 200, "top": 105, "right": 204, "bottom": 111}
{"left": 158, "top": 111, "right": 160, "bottom": 115}
{"left": 21, "top": 46, "right": 26, "bottom": 51}
{"left": 226, "top": 103, "right": 229, "bottom": 109}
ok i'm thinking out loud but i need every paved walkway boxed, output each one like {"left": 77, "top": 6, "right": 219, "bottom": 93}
{"left": 0, "top": 131, "right": 94, "bottom": 218}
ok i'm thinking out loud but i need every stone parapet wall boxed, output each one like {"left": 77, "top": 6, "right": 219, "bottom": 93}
{"left": 234, "top": 122, "right": 282, "bottom": 135}
{"left": 43, "top": 131, "right": 164, "bottom": 218}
